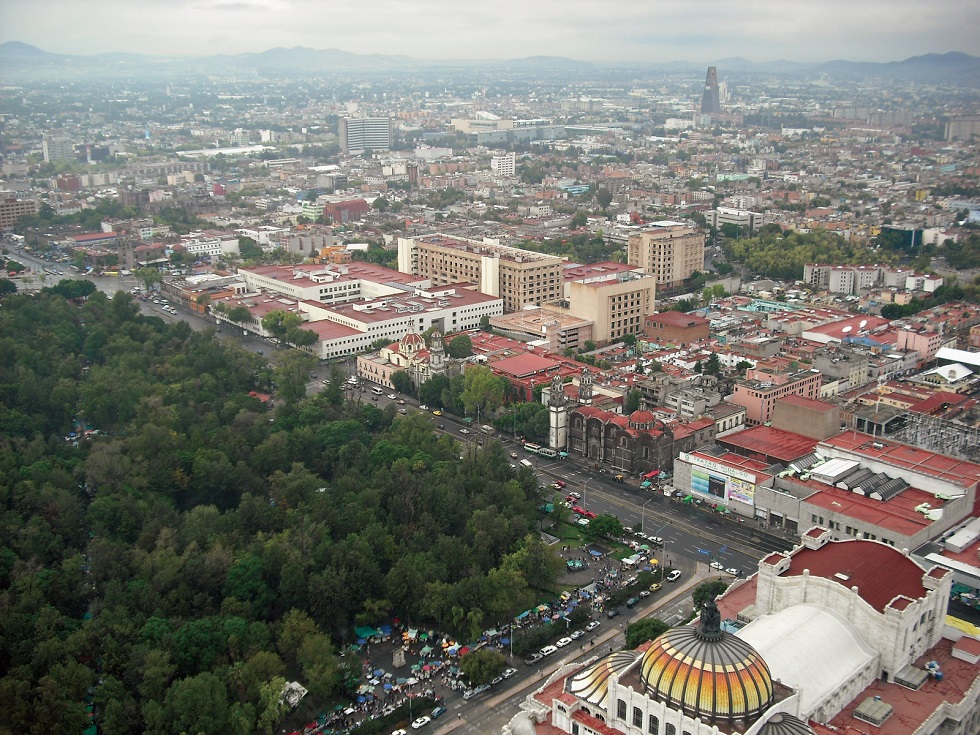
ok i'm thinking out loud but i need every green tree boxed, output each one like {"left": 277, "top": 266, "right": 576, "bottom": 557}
{"left": 596, "top": 188, "right": 613, "bottom": 211}
{"left": 134, "top": 267, "right": 163, "bottom": 292}
{"left": 459, "top": 648, "right": 506, "bottom": 686}
{"left": 274, "top": 349, "right": 316, "bottom": 404}
{"left": 261, "top": 310, "right": 303, "bottom": 344}
{"left": 390, "top": 369, "right": 413, "bottom": 395}
{"left": 445, "top": 334, "right": 473, "bottom": 358}
{"left": 238, "top": 236, "right": 263, "bottom": 260}
{"left": 418, "top": 373, "right": 450, "bottom": 408}
{"left": 625, "top": 618, "right": 670, "bottom": 649}
{"left": 163, "top": 672, "right": 230, "bottom": 735}
{"left": 623, "top": 389, "right": 641, "bottom": 414}
{"left": 461, "top": 365, "right": 505, "bottom": 418}
{"left": 585, "top": 514, "right": 623, "bottom": 540}
{"left": 704, "top": 352, "right": 721, "bottom": 376}
{"left": 693, "top": 580, "right": 730, "bottom": 610}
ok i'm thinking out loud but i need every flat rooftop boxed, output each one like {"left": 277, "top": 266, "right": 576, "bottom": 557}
{"left": 414, "top": 233, "right": 560, "bottom": 264}
{"left": 822, "top": 431, "right": 980, "bottom": 490}
{"left": 242, "top": 261, "right": 423, "bottom": 287}
{"left": 491, "top": 307, "right": 592, "bottom": 332}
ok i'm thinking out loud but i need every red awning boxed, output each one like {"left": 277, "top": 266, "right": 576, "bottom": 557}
{"left": 643, "top": 470, "right": 660, "bottom": 478}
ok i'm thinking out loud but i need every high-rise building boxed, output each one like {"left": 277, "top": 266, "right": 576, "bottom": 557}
{"left": 701, "top": 65, "right": 721, "bottom": 115}
{"left": 42, "top": 134, "right": 75, "bottom": 163}
{"left": 338, "top": 117, "right": 392, "bottom": 154}
{"left": 397, "top": 233, "right": 564, "bottom": 313}
{"left": 0, "top": 197, "right": 38, "bottom": 229}
{"left": 490, "top": 152, "right": 516, "bottom": 177}
{"left": 627, "top": 221, "right": 706, "bottom": 288}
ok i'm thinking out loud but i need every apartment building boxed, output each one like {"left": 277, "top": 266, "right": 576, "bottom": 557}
{"left": 627, "top": 221, "right": 705, "bottom": 288}
{"left": 338, "top": 117, "right": 392, "bottom": 153}
{"left": 0, "top": 197, "right": 38, "bottom": 229}
{"left": 397, "top": 233, "right": 563, "bottom": 313}
{"left": 490, "top": 152, "right": 516, "bottom": 177}
{"left": 729, "top": 366, "right": 823, "bottom": 426}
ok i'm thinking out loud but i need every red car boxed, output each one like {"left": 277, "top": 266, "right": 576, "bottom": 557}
{"left": 583, "top": 510, "right": 597, "bottom": 519}
{"left": 572, "top": 506, "right": 586, "bottom": 516}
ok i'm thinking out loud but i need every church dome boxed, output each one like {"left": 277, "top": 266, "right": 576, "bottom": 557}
{"left": 401, "top": 331, "right": 425, "bottom": 346}
{"left": 567, "top": 651, "right": 638, "bottom": 707}
{"left": 639, "top": 600, "right": 774, "bottom": 724}
{"left": 757, "top": 713, "right": 815, "bottom": 735}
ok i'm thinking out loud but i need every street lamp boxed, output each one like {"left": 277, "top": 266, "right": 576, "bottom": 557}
{"left": 640, "top": 497, "right": 655, "bottom": 533}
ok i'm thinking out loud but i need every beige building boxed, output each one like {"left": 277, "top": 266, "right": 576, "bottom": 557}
{"left": 546, "top": 272, "right": 656, "bottom": 345}
{"left": 489, "top": 306, "right": 593, "bottom": 353}
{"left": 627, "top": 221, "right": 705, "bottom": 288}
{"left": 397, "top": 234, "right": 563, "bottom": 313}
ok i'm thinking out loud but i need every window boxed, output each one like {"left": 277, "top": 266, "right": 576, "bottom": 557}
{"left": 665, "top": 725, "right": 676, "bottom": 735}
{"left": 617, "top": 700, "right": 627, "bottom": 720}
{"left": 633, "top": 707, "right": 643, "bottom": 727}
{"left": 648, "top": 715, "right": 659, "bottom": 734}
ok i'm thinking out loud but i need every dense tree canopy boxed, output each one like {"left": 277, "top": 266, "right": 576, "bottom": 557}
{"left": 0, "top": 289, "right": 559, "bottom": 734}
{"left": 723, "top": 229, "right": 891, "bottom": 280}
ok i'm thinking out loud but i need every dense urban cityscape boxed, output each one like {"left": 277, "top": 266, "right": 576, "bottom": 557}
{"left": 1, "top": 26, "right": 980, "bottom": 735}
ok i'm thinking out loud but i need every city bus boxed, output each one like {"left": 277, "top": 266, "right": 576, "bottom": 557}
{"left": 538, "top": 447, "right": 558, "bottom": 459}
{"left": 524, "top": 443, "right": 542, "bottom": 455}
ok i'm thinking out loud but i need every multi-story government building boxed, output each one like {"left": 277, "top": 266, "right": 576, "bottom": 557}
{"left": 338, "top": 116, "right": 392, "bottom": 154}
{"left": 397, "top": 233, "right": 564, "bottom": 313}
{"left": 627, "top": 221, "right": 705, "bottom": 289}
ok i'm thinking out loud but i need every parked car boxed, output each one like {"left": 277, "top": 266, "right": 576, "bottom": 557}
{"left": 710, "top": 561, "right": 724, "bottom": 571}
{"left": 502, "top": 667, "right": 517, "bottom": 679}
{"left": 666, "top": 570, "right": 682, "bottom": 582}
{"left": 626, "top": 597, "right": 640, "bottom": 608}
{"left": 607, "top": 608, "right": 621, "bottom": 619}
{"left": 387, "top": 393, "right": 397, "bottom": 399}
{"left": 430, "top": 705, "right": 447, "bottom": 719}
{"left": 649, "top": 582, "right": 662, "bottom": 592}
{"left": 639, "top": 590, "right": 650, "bottom": 598}
{"left": 570, "top": 629, "right": 585, "bottom": 640}
{"left": 586, "top": 620, "right": 601, "bottom": 631}
{"left": 524, "top": 652, "right": 543, "bottom": 666}
{"left": 555, "top": 637, "right": 572, "bottom": 648}
{"left": 411, "top": 715, "right": 431, "bottom": 729}
{"left": 539, "top": 645, "right": 558, "bottom": 656}
{"left": 726, "top": 567, "right": 741, "bottom": 577}
{"left": 432, "top": 410, "right": 442, "bottom": 416}
{"left": 418, "top": 404, "right": 429, "bottom": 411}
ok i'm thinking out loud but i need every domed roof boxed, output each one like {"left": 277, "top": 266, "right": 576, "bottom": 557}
{"left": 401, "top": 331, "right": 425, "bottom": 346}
{"left": 639, "top": 599, "right": 774, "bottom": 724}
{"left": 567, "top": 651, "right": 639, "bottom": 707}
{"left": 629, "top": 410, "right": 656, "bottom": 424}
{"left": 757, "top": 713, "right": 815, "bottom": 735}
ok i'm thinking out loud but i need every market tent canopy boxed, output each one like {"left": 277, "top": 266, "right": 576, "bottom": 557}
{"left": 644, "top": 470, "right": 661, "bottom": 478}
{"left": 354, "top": 626, "right": 381, "bottom": 639}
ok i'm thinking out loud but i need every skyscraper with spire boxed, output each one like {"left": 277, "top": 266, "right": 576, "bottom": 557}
{"left": 701, "top": 66, "right": 721, "bottom": 114}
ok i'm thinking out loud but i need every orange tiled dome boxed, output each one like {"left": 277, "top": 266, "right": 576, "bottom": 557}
{"left": 639, "top": 600, "right": 774, "bottom": 723}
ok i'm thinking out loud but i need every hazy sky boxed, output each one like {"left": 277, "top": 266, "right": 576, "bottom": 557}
{"left": 2, "top": 0, "right": 978, "bottom": 63}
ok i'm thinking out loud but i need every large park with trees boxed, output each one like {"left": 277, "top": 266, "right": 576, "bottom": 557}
{"left": 0, "top": 286, "right": 567, "bottom": 734}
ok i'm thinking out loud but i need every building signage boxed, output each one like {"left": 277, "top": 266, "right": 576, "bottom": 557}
{"left": 680, "top": 452, "right": 756, "bottom": 483}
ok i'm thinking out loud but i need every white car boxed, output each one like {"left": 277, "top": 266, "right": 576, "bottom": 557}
{"left": 418, "top": 404, "right": 428, "bottom": 411}
{"left": 709, "top": 561, "right": 724, "bottom": 571}
{"left": 392, "top": 730, "right": 407, "bottom": 735}
{"left": 726, "top": 567, "right": 741, "bottom": 577}
{"left": 666, "top": 570, "right": 682, "bottom": 582}
{"left": 411, "top": 716, "right": 431, "bottom": 729}
{"left": 539, "top": 645, "right": 558, "bottom": 656}
{"left": 502, "top": 667, "right": 517, "bottom": 678}
{"left": 555, "top": 637, "right": 572, "bottom": 648}
{"left": 460, "top": 428, "right": 471, "bottom": 434}
{"left": 388, "top": 393, "right": 397, "bottom": 399}
{"left": 586, "top": 620, "right": 601, "bottom": 631}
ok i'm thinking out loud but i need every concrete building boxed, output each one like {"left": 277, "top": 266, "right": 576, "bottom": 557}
{"left": 488, "top": 306, "right": 594, "bottom": 353}
{"left": 356, "top": 330, "right": 449, "bottom": 390}
{"left": 397, "top": 233, "right": 564, "bottom": 313}
{"left": 547, "top": 262, "right": 657, "bottom": 345}
{"left": 706, "top": 207, "right": 763, "bottom": 237}
{"left": 490, "top": 152, "right": 516, "bottom": 177}
{"left": 0, "top": 197, "right": 37, "bottom": 229}
{"left": 338, "top": 117, "right": 392, "bottom": 153}
{"left": 643, "top": 311, "right": 710, "bottom": 345}
{"left": 729, "top": 366, "right": 823, "bottom": 426}
{"left": 42, "top": 134, "right": 74, "bottom": 163}
{"left": 627, "top": 222, "right": 706, "bottom": 289}
{"left": 701, "top": 65, "right": 721, "bottom": 114}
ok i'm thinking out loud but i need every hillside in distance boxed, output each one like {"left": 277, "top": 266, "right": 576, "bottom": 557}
{"left": 0, "top": 41, "right": 978, "bottom": 85}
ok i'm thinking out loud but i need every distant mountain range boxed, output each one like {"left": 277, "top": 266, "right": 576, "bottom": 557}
{"left": 1, "top": 41, "right": 977, "bottom": 85}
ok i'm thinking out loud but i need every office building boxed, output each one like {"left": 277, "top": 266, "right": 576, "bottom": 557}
{"left": 701, "top": 66, "right": 721, "bottom": 115}
{"left": 397, "top": 234, "right": 564, "bottom": 313}
{"left": 42, "top": 134, "right": 75, "bottom": 164}
{"left": 627, "top": 221, "right": 706, "bottom": 289}
{"left": 729, "top": 366, "right": 823, "bottom": 426}
{"left": 338, "top": 117, "right": 392, "bottom": 154}
{"left": 0, "top": 197, "right": 38, "bottom": 229}
{"left": 706, "top": 207, "right": 763, "bottom": 236}
{"left": 490, "top": 152, "right": 516, "bottom": 177}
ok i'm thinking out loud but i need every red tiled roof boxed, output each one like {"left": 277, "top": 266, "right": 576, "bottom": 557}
{"left": 720, "top": 425, "right": 818, "bottom": 462}
{"left": 779, "top": 393, "right": 837, "bottom": 412}
{"left": 571, "top": 710, "right": 625, "bottom": 735}
{"left": 953, "top": 637, "right": 980, "bottom": 656}
{"left": 492, "top": 352, "right": 560, "bottom": 378}
{"left": 784, "top": 539, "right": 926, "bottom": 613}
